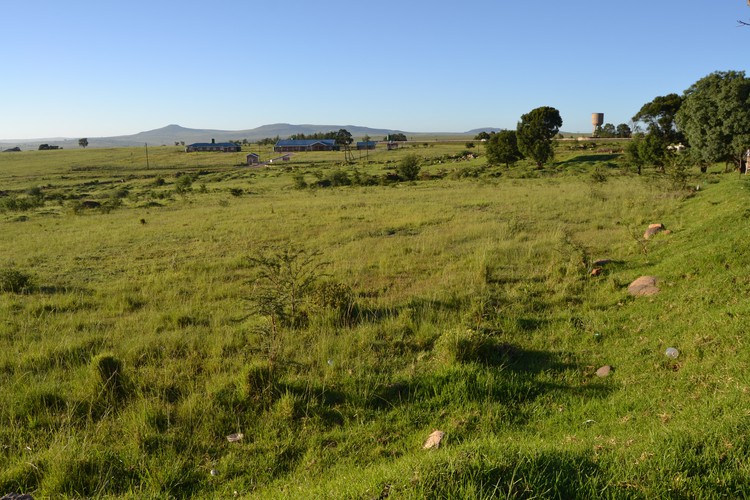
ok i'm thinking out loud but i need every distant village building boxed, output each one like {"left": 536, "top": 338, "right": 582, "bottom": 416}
{"left": 185, "top": 139, "right": 241, "bottom": 152}
{"left": 356, "top": 141, "right": 378, "bottom": 150}
{"left": 386, "top": 142, "right": 399, "bottom": 150}
{"left": 273, "top": 139, "right": 338, "bottom": 152}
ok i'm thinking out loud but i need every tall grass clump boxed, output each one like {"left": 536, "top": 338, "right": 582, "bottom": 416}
{"left": 87, "top": 353, "right": 131, "bottom": 418}
{"left": 0, "top": 267, "right": 34, "bottom": 293}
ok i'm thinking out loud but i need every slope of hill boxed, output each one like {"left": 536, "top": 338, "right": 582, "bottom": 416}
{"left": 0, "top": 123, "right": 501, "bottom": 150}
{"left": 0, "top": 144, "right": 747, "bottom": 497}
{"left": 0, "top": 124, "right": 419, "bottom": 150}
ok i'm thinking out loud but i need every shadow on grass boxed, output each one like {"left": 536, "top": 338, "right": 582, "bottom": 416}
{"left": 412, "top": 448, "right": 602, "bottom": 498}
{"left": 369, "top": 345, "right": 611, "bottom": 416}
{"left": 560, "top": 154, "right": 622, "bottom": 164}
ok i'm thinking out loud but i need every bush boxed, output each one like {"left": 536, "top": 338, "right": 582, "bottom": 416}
{"left": 0, "top": 268, "right": 34, "bottom": 293}
{"left": 174, "top": 174, "right": 193, "bottom": 194}
{"left": 292, "top": 174, "right": 308, "bottom": 190}
{"left": 0, "top": 195, "right": 45, "bottom": 212}
{"left": 590, "top": 167, "right": 608, "bottom": 183}
{"left": 327, "top": 170, "right": 352, "bottom": 187}
{"left": 312, "top": 280, "right": 358, "bottom": 326}
{"left": 396, "top": 154, "right": 421, "bottom": 181}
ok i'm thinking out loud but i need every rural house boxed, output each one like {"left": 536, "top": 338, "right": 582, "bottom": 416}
{"left": 356, "top": 141, "right": 378, "bottom": 150}
{"left": 186, "top": 139, "right": 241, "bottom": 153}
{"left": 273, "top": 139, "right": 338, "bottom": 153}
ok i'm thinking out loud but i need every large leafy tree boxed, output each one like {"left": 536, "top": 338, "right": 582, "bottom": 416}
{"left": 675, "top": 70, "right": 750, "bottom": 168}
{"left": 516, "top": 106, "right": 562, "bottom": 167}
{"left": 628, "top": 94, "right": 682, "bottom": 172}
{"left": 616, "top": 123, "right": 632, "bottom": 138}
{"left": 632, "top": 93, "right": 683, "bottom": 141}
{"left": 484, "top": 130, "right": 523, "bottom": 167}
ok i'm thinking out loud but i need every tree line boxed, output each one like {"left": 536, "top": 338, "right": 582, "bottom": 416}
{"left": 479, "top": 70, "right": 750, "bottom": 173}
{"left": 628, "top": 70, "right": 750, "bottom": 174}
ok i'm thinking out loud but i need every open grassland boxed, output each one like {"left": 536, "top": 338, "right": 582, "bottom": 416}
{"left": 1, "top": 142, "right": 750, "bottom": 498}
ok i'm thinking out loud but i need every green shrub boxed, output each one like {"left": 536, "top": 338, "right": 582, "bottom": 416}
{"left": 174, "top": 174, "right": 193, "bottom": 194}
{"left": 0, "top": 268, "right": 34, "bottom": 293}
{"left": 312, "top": 280, "right": 358, "bottom": 326}
{"left": 590, "top": 166, "right": 608, "bottom": 183}
{"left": 396, "top": 154, "right": 421, "bottom": 181}
{"left": 0, "top": 194, "right": 44, "bottom": 212}
{"left": 292, "top": 174, "right": 308, "bottom": 190}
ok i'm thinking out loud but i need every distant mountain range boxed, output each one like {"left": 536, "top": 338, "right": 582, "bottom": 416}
{"left": 0, "top": 124, "right": 505, "bottom": 150}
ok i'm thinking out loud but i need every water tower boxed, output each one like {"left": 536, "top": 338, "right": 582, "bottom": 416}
{"left": 591, "top": 113, "right": 604, "bottom": 136}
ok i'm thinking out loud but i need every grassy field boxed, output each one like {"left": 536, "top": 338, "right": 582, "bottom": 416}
{"left": 1, "top": 141, "right": 750, "bottom": 498}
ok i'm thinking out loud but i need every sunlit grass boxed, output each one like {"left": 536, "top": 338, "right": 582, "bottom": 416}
{"left": 1, "top": 143, "right": 748, "bottom": 497}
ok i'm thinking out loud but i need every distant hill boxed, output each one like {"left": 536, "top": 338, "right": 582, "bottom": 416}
{"left": 0, "top": 124, "right": 418, "bottom": 150}
{"left": 0, "top": 124, "right": 512, "bottom": 150}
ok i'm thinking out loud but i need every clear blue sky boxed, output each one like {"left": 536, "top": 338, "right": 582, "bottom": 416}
{"left": 2, "top": 1, "right": 748, "bottom": 139}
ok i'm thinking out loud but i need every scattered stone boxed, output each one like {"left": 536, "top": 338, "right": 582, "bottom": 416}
{"left": 628, "top": 276, "right": 660, "bottom": 296}
{"left": 590, "top": 267, "right": 603, "bottom": 277}
{"left": 595, "top": 365, "right": 612, "bottom": 377}
{"left": 1, "top": 494, "right": 34, "bottom": 500}
{"left": 665, "top": 347, "right": 679, "bottom": 359}
{"left": 226, "top": 432, "right": 244, "bottom": 443}
{"left": 210, "top": 469, "right": 219, "bottom": 476}
{"left": 423, "top": 430, "right": 445, "bottom": 449}
{"left": 643, "top": 223, "right": 665, "bottom": 239}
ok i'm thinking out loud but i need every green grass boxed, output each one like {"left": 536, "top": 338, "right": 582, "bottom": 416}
{"left": 1, "top": 142, "right": 749, "bottom": 497}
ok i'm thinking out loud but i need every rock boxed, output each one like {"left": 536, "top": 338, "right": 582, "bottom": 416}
{"left": 665, "top": 347, "right": 679, "bottom": 359}
{"left": 423, "top": 430, "right": 445, "bottom": 449}
{"left": 595, "top": 365, "right": 612, "bottom": 377}
{"left": 226, "top": 433, "right": 244, "bottom": 443}
{"left": 590, "top": 267, "right": 603, "bottom": 277}
{"left": 2, "top": 494, "right": 34, "bottom": 500}
{"left": 628, "top": 276, "right": 660, "bottom": 296}
{"left": 643, "top": 223, "right": 665, "bottom": 239}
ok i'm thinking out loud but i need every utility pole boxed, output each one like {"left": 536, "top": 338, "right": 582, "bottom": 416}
{"left": 145, "top": 143, "right": 150, "bottom": 169}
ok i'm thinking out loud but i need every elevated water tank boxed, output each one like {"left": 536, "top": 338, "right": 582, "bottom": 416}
{"left": 591, "top": 113, "right": 604, "bottom": 135}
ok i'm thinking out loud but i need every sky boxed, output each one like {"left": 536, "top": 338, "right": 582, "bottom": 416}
{"left": 1, "top": 1, "right": 748, "bottom": 139}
